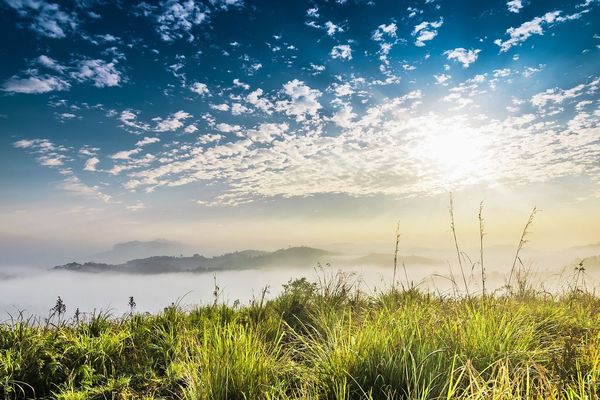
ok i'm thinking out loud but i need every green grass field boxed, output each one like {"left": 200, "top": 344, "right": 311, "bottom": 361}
{"left": 1, "top": 269, "right": 599, "bottom": 400}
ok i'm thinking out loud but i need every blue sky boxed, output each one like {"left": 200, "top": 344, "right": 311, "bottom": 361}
{"left": 1, "top": 0, "right": 599, "bottom": 261}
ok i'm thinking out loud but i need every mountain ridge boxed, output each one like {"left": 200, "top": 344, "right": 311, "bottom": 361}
{"left": 54, "top": 246, "right": 338, "bottom": 274}
{"left": 53, "top": 246, "right": 445, "bottom": 274}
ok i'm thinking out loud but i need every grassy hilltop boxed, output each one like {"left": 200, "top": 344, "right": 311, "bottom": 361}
{"left": 1, "top": 270, "right": 599, "bottom": 400}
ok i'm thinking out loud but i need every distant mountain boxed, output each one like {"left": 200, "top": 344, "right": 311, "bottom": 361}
{"left": 54, "top": 246, "right": 336, "bottom": 274}
{"left": 89, "top": 239, "right": 193, "bottom": 264}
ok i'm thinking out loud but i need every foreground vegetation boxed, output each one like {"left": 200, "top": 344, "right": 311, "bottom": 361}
{"left": 0, "top": 269, "right": 599, "bottom": 400}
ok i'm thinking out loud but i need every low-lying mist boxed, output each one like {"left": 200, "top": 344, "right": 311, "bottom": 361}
{"left": 1, "top": 244, "right": 597, "bottom": 319}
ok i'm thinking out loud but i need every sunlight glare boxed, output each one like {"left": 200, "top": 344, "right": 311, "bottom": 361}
{"left": 415, "top": 126, "right": 492, "bottom": 183}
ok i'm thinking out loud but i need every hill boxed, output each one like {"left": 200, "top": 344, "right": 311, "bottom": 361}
{"left": 54, "top": 246, "right": 336, "bottom": 274}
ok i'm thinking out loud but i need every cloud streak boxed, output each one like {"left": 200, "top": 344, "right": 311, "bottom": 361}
{"left": 494, "top": 10, "right": 589, "bottom": 52}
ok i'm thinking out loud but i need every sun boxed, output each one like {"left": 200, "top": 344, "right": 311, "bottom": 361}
{"left": 427, "top": 129, "right": 480, "bottom": 168}
{"left": 414, "top": 126, "right": 493, "bottom": 184}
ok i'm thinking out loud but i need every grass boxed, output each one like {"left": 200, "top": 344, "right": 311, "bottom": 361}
{"left": 1, "top": 272, "right": 599, "bottom": 399}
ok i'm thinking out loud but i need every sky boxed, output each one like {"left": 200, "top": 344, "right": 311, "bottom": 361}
{"left": 0, "top": 0, "right": 599, "bottom": 265}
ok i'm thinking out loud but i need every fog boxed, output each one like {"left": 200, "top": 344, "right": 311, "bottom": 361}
{"left": 0, "top": 266, "right": 397, "bottom": 318}
{"left": 1, "top": 244, "right": 598, "bottom": 320}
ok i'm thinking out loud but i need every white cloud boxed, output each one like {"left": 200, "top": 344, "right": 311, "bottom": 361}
{"left": 507, "top": 0, "right": 524, "bottom": 13}
{"left": 442, "top": 75, "right": 488, "bottom": 109}
{"left": 372, "top": 22, "right": 400, "bottom": 76}
{"left": 3, "top": 56, "right": 123, "bottom": 94}
{"left": 38, "top": 155, "right": 65, "bottom": 166}
{"left": 14, "top": 139, "right": 36, "bottom": 149}
{"left": 210, "top": 103, "right": 230, "bottom": 112}
{"left": 37, "top": 55, "right": 66, "bottom": 72}
{"left": 310, "top": 64, "right": 326, "bottom": 74}
{"left": 333, "top": 83, "right": 354, "bottom": 97}
{"left": 107, "top": 152, "right": 157, "bottom": 176}
{"left": 97, "top": 33, "right": 118, "bottom": 42}
{"left": 495, "top": 11, "right": 559, "bottom": 52}
{"left": 412, "top": 18, "right": 443, "bottom": 47}
{"left": 231, "top": 103, "right": 251, "bottom": 115}
{"left": 79, "top": 147, "right": 98, "bottom": 157}
{"left": 210, "top": 0, "right": 244, "bottom": 10}
{"left": 59, "top": 176, "right": 111, "bottom": 203}
{"left": 331, "top": 105, "right": 356, "bottom": 128}
{"left": 76, "top": 68, "right": 574, "bottom": 205}
{"left": 246, "top": 123, "right": 288, "bottom": 143}
{"left": 444, "top": 48, "right": 481, "bottom": 68}
{"left": 153, "top": 110, "right": 192, "bottom": 132}
{"left": 190, "top": 82, "right": 209, "bottom": 95}
{"left": 216, "top": 123, "right": 241, "bottom": 133}
{"left": 122, "top": 91, "right": 600, "bottom": 206}
{"left": 530, "top": 79, "right": 598, "bottom": 109}
{"left": 136, "top": 137, "right": 161, "bottom": 147}
{"left": 5, "top": 0, "right": 78, "bottom": 38}
{"left": 434, "top": 74, "right": 451, "bottom": 85}
{"left": 58, "top": 112, "right": 76, "bottom": 121}
{"left": 407, "top": 7, "right": 422, "bottom": 18}
{"left": 305, "top": 20, "right": 319, "bottom": 30}
{"left": 232, "top": 78, "right": 250, "bottom": 90}
{"left": 14, "top": 138, "right": 56, "bottom": 151}
{"left": 245, "top": 63, "right": 262, "bottom": 74}
{"left": 493, "top": 68, "right": 511, "bottom": 78}
{"left": 13, "top": 138, "right": 70, "bottom": 168}
{"left": 494, "top": 11, "right": 586, "bottom": 52}
{"left": 156, "top": 0, "right": 208, "bottom": 41}
{"left": 83, "top": 157, "right": 100, "bottom": 171}
{"left": 246, "top": 88, "right": 274, "bottom": 114}
{"left": 372, "top": 23, "right": 397, "bottom": 42}
{"left": 522, "top": 66, "right": 542, "bottom": 78}
{"left": 330, "top": 44, "right": 352, "bottom": 60}
{"left": 110, "top": 149, "right": 141, "bottom": 160}
{"left": 198, "top": 133, "right": 222, "bottom": 144}
{"left": 120, "top": 110, "right": 151, "bottom": 131}
{"left": 184, "top": 124, "right": 198, "bottom": 134}
{"left": 306, "top": 6, "right": 319, "bottom": 18}
{"left": 71, "top": 59, "right": 122, "bottom": 87}
{"left": 276, "top": 79, "right": 322, "bottom": 122}
{"left": 324, "top": 21, "right": 343, "bottom": 36}
{"left": 575, "top": 100, "right": 593, "bottom": 111}
{"left": 1, "top": 75, "right": 70, "bottom": 94}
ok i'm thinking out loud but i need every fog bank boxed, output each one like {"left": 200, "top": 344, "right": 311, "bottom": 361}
{"left": 1, "top": 254, "right": 598, "bottom": 320}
